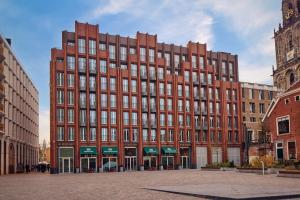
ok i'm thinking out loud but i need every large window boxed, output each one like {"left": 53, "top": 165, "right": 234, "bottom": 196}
{"left": 277, "top": 116, "right": 290, "bottom": 135}
{"left": 140, "top": 47, "right": 146, "bottom": 62}
{"left": 120, "top": 46, "right": 127, "bottom": 61}
{"left": 78, "top": 39, "right": 85, "bottom": 54}
{"left": 67, "top": 56, "right": 75, "bottom": 70}
{"left": 109, "top": 45, "right": 116, "bottom": 60}
{"left": 89, "top": 40, "right": 96, "bottom": 55}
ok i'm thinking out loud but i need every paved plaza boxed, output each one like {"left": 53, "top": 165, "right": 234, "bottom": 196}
{"left": 1, "top": 170, "right": 300, "bottom": 200}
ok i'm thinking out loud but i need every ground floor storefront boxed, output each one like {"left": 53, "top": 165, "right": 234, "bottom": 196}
{"left": 53, "top": 145, "right": 242, "bottom": 174}
{"left": 0, "top": 136, "right": 39, "bottom": 175}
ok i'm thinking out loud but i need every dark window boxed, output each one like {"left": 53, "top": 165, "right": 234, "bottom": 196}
{"left": 277, "top": 116, "right": 290, "bottom": 134}
{"left": 288, "top": 142, "right": 296, "bottom": 160}
{"left": 290, "top": 73, "right": 295, "bottom": 85}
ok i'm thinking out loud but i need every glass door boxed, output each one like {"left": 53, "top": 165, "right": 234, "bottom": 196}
{"left": 181, "top": 156, "right": 189, "bottom": 169}
{"left": 63, "top": 158, "right": 70, "bottom": 173}
{"left": 125, "top": 157, "right": 137, "bottom": 171}
{"left": 81, "top": 158, "right": 89, "bottom": 173}
{"left": 89, "top": 158, "right": 97, "bottom": 173}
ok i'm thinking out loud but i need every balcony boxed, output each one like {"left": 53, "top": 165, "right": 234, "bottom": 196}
{"left": 0, "top": 103, "right": 4, "bottom": 116}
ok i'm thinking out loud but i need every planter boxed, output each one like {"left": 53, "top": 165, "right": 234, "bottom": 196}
{"left": 277, "top": 170, "right": 300, "bottom": 178}
{"left": 221, "top": 167, "right": 236, "bottom": 171}
{"left": 201, "top": 167, "right": 221, "bottom": 171}
{"left": 236, "top": 167, "right": 267, "bottom": 174}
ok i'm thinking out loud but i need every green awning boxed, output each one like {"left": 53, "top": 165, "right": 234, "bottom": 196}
{"left": 80, "top": 146, "right": 97, "bottom": 155}
{"left": 102, "top": 147, "right": 118, "bottom": 155}
{"left": 161, "top": 147, "right": 177, "bottom": 154}
{"left": 144, "top": 147, "right": 158, "bottom": 155}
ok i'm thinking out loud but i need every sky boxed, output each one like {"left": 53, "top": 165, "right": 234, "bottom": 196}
{"left": 0, "top": 0, "right": 282, "bottom": 144}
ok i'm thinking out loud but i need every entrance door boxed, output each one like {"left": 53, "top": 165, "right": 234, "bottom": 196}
{"left": 9, "top": 143, "right": 15, "bottom": 174}
{"left": 162, "top": 156, "right": 174, "bottom": 170}
{"left": 81, "top": 158, "right": 89, "bottom": 173}
{"left": 181, "top": 156, "right": 189, "bottom": 169}
{"left": 62, "top": 158, "right": 70, "bottom": 173}
{"left": 125, "top": 157, "right": 137, "bottom": 171}
{"left": 144, "top": 156, "right": 157, "bottom": 170}
{"left": 277, "top": 149, "right": 283, "bottom": 161}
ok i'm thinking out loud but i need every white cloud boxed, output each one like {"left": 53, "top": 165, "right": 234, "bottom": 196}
{"left": 39, "top": 108, "right": 50, "bottom": 145}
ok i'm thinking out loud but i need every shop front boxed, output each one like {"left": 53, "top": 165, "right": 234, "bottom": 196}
{"left": 161, "top": 147, "right": 176, "bottom": 170}
{"left": 102, "top": 147, "right": 118, "bottom": 172}
{"left": 58, "top": 147, "right": 74, "bottom": 173}
{"left": 143, "top": 147, "right": 158, "bottom": 170}
{"left": 180, "top": 147, "right": 190, "bottom": 169}
{"left": 80, "top": 146, "right": 97, "bottom": 173}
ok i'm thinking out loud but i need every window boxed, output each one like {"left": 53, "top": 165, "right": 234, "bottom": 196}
{"left": 57, "top": 109, "right": 64, "bottom": 123}
{"left": 99, "top": 43, "right": 106, "bottom": 51}
{"left": 259, "top": 90, "right": 264, "bottom": 100}
{"left": 101, "top": 128, "right": 108, "bottom": 141}
{"left": 159, "top": 83, "right": 164, "bottom": 95}
{"left": 149, "top": 49, "right": 155, "bottom": 63}
{"left": 57, "top": 127, "right": 64, "bottom": 141}
{"left": 169, "top": 130, "right": 174, "bottom": 142}
{"left": 100, "top": 60, "right": 107, "bottom": 73}
{"left": 111, "top": 111, "right": 116, "bottom": 125}
{"left": 56, "top": 72, "right": 64, "bottom": 86}
{"left": 192, "top": 55, "right": 197, "bottom": 68}
{"left": 215, "top": 88, "right": 220, "bottom": 100}
{"left": 199, "top": 56, "right": 204, "bottom": 69}
{"left": 295, "top": 95, "right": 300, "bottom": 101}
{"left": 56, "top": 90, "right": 64, "bottom": 105}
{"left": 110, "top": 95, "right": 116, "bottom": 108}
{"left": 222, "top": 61, "right": 226, "bottom": 75}
{"left": 249, "top": 103, "right": 255, "bottom": 113}
{"left": 184, "top": 71, "right": 190, "bottom": 82}
{"left": 124, "top": 129, "right": 129, "bottom": 142}
{"left": 120, "top": 46, "right": 127, "bottom": 61}
{"left": 277, "top": 116, "right": 290, "bottom": 135}
{"left": 131, "top": 64, "right": 137, "bottom": 76}
{"left": 160, "top": 114, "right": 165, "bottom": 126}
{"left": 269, "top": 91, "right": 273, "bottom": 100}
{"left": 259, "top": 103, "right": 265, "bottom": 114}
{"left": 101, "top": 94, "right": 107, "bottom": 107}
{"left": 208, "top": 74, "right": 212, "bottom": 85}
{"left": 167, "top": 99, "right": 172, "bottom": 111}
{"left": 132, "top": 96, "right": 137, "bottom": 109}
{"left": 150, "top": 130, "right": 156, "bottom": 142}
{"left": 174, "top": 54, "right": 180, "bottom": 68}
{"left": 90, "top": 128, "right": 96, "bottom": 141}
{"left": 160, "top": 99, "right": 165, "bottom": 110}
{"left": 89, "top": 40, "right": 96, "bottom": 55}
{"left": 285, "top": 98, "right": 289, "bottom": 104}
{"left": 67, "top": 56, "right": 75, "bottom": 70}
{"left": 89, "top": 76, "right": 96, "bottom": 90}
{"left": 167, "top": 84, "right": 172, "bottom": 95}
{"left": 123, "top": 112, "right": 129, "bottom": 125}
{"left": 178, "top": 85, "right": 183, "bottom": 97}
{"left": 80, "top": 128, "right": 86, "bottom": 141}
{"left": 133, "top": 129, "right": 138, "bottom": 142}
{"left": 149, "top": 67, "right": 156, "bottom": 79}
{"left": 249, "top": 89, "right": 254, "bottom": 99}
{"left": 288, "top": 142, "right": 296, "bottom": 160}
{"left": 68, "top": 91, "right": 74, "bottom": 105}
{"left": 109, "top": 45, "right": 116, "bottom": 60}
{"left": 160, "top": 130, "right": 166, "bottom": 142}
{"left": 123, "top": 96, "right": 129, "bottom": 108}
{"left": 229, "top": 63, "right": 233, "bottom": 75}
{"left": 68, "top": 109, "right": 74, "bottom": 123}
{"left": 80, "top": 93, "right": 86, "bottom": 107}
{"left": 101, "top": 77, "right": 107, "bottom": 90}
{"left": 168, "top": 114, "right": 173, "bottom": 126}
{"left": 130, "top": 47, "right": 136, "bottom": 54}
{"left": 165, "top": 53, "right": 170, "bottom": 66}
{"left": 132, "top": 112, "right": 138, "bottom": 125}
{"left": 67, "top": 74, "right": 74, "bottom": 87}
{"left": 111, "top": 128, "right": 117, "bottom": 142}
{"left": 123, "top": 79, "right": 128, "bottom": 92}
{"left": 68, "top": 127, "right": 74, "bottom": 141}
{"left": 131, "top": 80, "right": 137, "bottom": 93}
{"left": 110, "top": 77, "right": 116, "bottom": 91}
{"left": 89, "top": 93, "right": 96, "bottom": 108}
{"left": 178, "top": 100, "right": 183, "bottom": 112}
{"left": 143, "top": 129, "right": 148, "bottom": 142}
{"left": 78, "top": 38, "right": 85, "bottom": 54}
{"left": 140, "top": 47, "right": 146, "bottom": 62}
{"left": 101, "top": 111, "right": 107, "bottom": 124}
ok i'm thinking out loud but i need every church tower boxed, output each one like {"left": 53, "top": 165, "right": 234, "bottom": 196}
{"left": 273, "top": 0, "right": 300, "bottom": 90}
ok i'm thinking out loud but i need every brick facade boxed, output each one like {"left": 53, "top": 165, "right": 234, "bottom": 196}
{"left": 50, "top": 21, "right": 243, "bottom": 173}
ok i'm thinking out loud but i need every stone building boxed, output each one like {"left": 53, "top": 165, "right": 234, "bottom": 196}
{"left": 273, "top": 0, "right": 300, "bottom": 91}
{"left": 0, "top": 35, "right": 39, "bottom": 175}
{"left": 241, "top": 82, "right": 279, "bottom": 163}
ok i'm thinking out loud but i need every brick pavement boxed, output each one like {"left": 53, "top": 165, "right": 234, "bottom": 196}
{"left": 0, "top": 170, "right": 300, "bottom": 200}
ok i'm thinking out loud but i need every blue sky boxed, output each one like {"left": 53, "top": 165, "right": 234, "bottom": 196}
{"left": 0, "top": 0, "right": 282, "bottom": 144}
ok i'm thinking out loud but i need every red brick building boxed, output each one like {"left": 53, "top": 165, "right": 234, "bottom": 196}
{"left": 263, "top": 81, "right": 300, "bottom": 161}
{"left": 50, "top": 21, "right": 243, "bottom": 174}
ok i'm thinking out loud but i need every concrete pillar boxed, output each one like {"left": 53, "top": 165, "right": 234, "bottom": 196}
{"left": 14, "top": 142, "right": 17, "bottom": 173}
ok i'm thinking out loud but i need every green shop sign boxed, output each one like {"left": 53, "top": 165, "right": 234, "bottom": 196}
{"left": 144, "top": 147, "right": 158, "bottom": 155}
{"left": 102, "top": 147, "right": 118, "bottom": 155}
{"left": 161, "top": 147, "right": 177, "bottom": 154}
{"left": 80, "top": 146, "right": 97, "bottom": 155}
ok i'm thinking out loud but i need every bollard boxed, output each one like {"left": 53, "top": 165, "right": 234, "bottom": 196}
{"left": 260, "top": 161, "right": 265, "bottom": 176}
